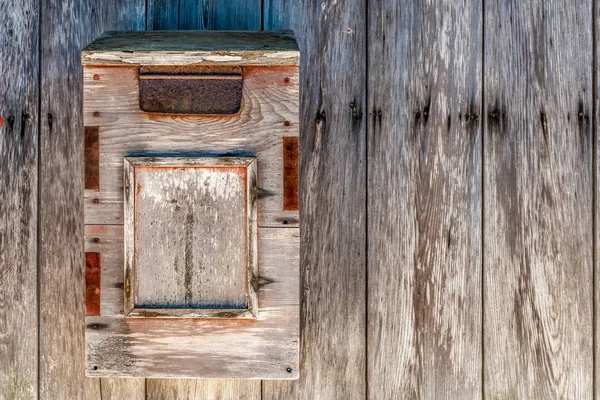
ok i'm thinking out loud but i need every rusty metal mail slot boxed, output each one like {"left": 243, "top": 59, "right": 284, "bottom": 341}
{"left": 139, "top": 66, "right": 243, "bottom": 115}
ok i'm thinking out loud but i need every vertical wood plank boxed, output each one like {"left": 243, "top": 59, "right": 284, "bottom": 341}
{"left": 262, "top": 0, "right": 367, "bottom": 398}
{"left": 179, "top": 0, "right": 261, "bottom": 30}
{"left": 0, "top": 0, "right": 39, "bottom": 398}
{"left": 263, "top": 0, "right": 293, "bottom": 31}
{"left": 367, "top": 1, "right": 483, "bottom": 398}
{"left": 485, "top": 1, "right": 593, "bottom": 398}
{"left": 147, "top": 0, "right": 178, "bottom": 30}
{"left": 145, "top": 2, "right": 262, "bottom": 398}
{"left": 39, "top": 0, "right": 145, "bottom": 398}
{"left": 146, "top": 380, "right": 257, "bottom": 400}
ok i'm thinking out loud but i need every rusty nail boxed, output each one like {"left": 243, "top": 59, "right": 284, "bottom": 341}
{"left": 92, "top": 237, "right": 100, "bottom": 243}
{"left": 93, "top": 111, "right": 99, "bottom": 117}
{"left": 284, "top": 120, "right": 291, "bottom": 126}
{"left": 93, "top": 366, "right": 98, "bottom": 370}
{"left": 92, "top": 324, "right": 99, "bottom": 330}
{"left": 283, "top": 219, "right": 289, "bottom": 225}
{"left": 286, "top": 367, "right": 292, "bottom": 373}
{"left": 284, "top": 77, "right": 290, "bottom": 84}
{"left": 92, "top": 198, "right": 100, "bottom": 204}
{"left": 93, "top": 74, "right": 100, "bottom": 81}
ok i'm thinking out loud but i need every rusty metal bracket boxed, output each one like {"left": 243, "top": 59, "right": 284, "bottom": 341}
{"left": 139, "top": 65, "right": 243, "bottom": 115}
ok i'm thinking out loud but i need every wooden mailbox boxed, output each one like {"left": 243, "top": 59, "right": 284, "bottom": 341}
{"left": 82, "top": 31, "right": 300, "bottom": 379}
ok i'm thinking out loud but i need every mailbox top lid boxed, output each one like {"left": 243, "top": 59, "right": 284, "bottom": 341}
{"left": 82, "top": 30, "right": 299, "bottom": 67}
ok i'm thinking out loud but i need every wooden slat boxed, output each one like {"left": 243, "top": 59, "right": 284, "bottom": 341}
{"left": 146, "top": 379, "right": 259, "bottom": 400}
{"left": 485, "top": 1, "right": 593, "bottom": 398}
{"left": 82, "top": 31, "right": 299, "bottom": 67}
{"left": 263, "top": 0, "right": 293, "bottom": 31}
{"left": 179, "top": 0, "right": 261, "bottom": 30}
{"left": 39, "top": 0, "right": 145, "bottom": 398}
{"left": 367, "top": 1, "right": 483, "bottom": 398}
{"left": 0, "top": 0, "right": 39, "bottom": 398}
{"left": 143, "top": 1, "right": 264, "bottom": 395}
{"left": 147, "top": 0, "right": 178, "bottom": 30}
{"left": 262, "top": 0, "right": 368, "bottom": 398}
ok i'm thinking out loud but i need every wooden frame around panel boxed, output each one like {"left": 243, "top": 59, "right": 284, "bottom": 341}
{"left": 123, "top": 156, "right": 258, "bottom": 319}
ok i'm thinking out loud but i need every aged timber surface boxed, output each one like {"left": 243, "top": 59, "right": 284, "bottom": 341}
{"left": 485, "top": 0, "right": 593, "bottom": 398}
{"left": 262, "top": 0, "right": 368, "bottom": 398}
{"left": 0, "top": 1, "right": 39, "bottom": 399}
{"left": 143, "top": 0, "right": 262, "bottom": 397}
{"left": 368, "top": 0, "right": 483, "bottom": 398}
{"left": 39, "top": 0, "right": 146, "bottom": 399}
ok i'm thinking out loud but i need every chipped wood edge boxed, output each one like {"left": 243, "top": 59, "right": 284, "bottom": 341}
{"left": 82, "top": 51, "right": 299, "bottom": 67}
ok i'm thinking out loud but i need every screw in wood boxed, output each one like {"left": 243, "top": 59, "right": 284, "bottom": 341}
{"left": 286, "top": 367, "right": 292, "bottom": 373}
{"left": 93, "top": 74, "right": 100, "bottom": 81}
{"left": 284, "top": 120, "right": 291, "bottom": 126}
{"left": 93, "top": 111, "right": 100, "bottom": 117}
{"left": 284, "top": 77, "right": 290, "bottom": 84}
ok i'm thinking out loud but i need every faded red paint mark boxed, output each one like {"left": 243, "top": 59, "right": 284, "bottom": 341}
{"left": 85, "top": 252, "right": 101, "bottom": 316}
{"left": 283, "top": 136, "right": 299, "bottom": 211}
{"left": 84, "top": 126, "right": 100, "bottom": 190}
{"left": 0, "top": 116, "right": 3, "bottom": 127}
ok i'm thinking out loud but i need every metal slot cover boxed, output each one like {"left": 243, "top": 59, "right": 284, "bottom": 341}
{"left": 139, "top": 65, "right": 243, "bottom": 115}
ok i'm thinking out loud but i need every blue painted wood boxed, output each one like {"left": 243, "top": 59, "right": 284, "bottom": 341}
{"left": 263, "top": 0, "right": 293, "bottom": 30}
{"left": 147, "top": 0, "right": 179, "bottom": 30}
{"left": 179, "top": 0, "right": 261, "bottom": 30}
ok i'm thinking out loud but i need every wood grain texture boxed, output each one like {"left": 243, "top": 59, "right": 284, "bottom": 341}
{"left": 367, "top": 0, "right": 483, "bottom": 398}
{"left": 179, "top": 0, "right": 261, "bottom": 31}
{"left": 82, "top": 65, "right": 300, "bottom": 228}
{"left": 263, "top": 0, "right": 293, "bottom": 31}
{"left": 124, "top": 157, "right": 258, "bottom": 318}
{"left": 484, "top": 1, "right": 593, "bottom": 398}
{"left": 82, "top": 31, "right": 299, "bottom": 66}
{"left": 0, "top": 0, "right": 38, "bottom": 398}
{"left": 39, "top": 0, "right": 145, "bottom": 398}
{"left": 147, "top": 0, "right": 178, "bottom": 30}
{"left": 143, "top": 2, "right": 266, "bottom": 395}
{"left": 146, "top": 379, "right": 259, "bottom": 400}
{"left": 86, "top": 227, "right": 299, "bottom": 379}
{"left": 262, "top": 0, "right": 367, "bottom": 398}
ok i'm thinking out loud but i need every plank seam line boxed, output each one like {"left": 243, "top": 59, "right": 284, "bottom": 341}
{"left": 364, "top": 0, "right": 370, "bottom": 397}
{"left": 480, "top": 0, "right": 486, "bottom": 398}
{"left": 592, "top": 0, "right": 598, "bottom": 396}
{"left": 36, "top": 0, "right": 43, "bottom": 395}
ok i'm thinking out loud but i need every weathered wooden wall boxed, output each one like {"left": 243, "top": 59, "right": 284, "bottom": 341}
{"left": 1, "top": 0, "right": 599, "bottom": 399}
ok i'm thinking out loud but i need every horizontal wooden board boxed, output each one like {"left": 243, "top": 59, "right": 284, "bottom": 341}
{"left": 86, "top": 227, "right": 299, "bottom": 379}
{"left": 83, "top": 65, "right": 299, "bottom": 228}
{"left": 82, "top": 30, "right": 299, "bottom": 66}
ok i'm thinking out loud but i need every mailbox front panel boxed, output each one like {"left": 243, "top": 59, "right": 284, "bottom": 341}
{"left": 82, "top": 31, "right": 299, "bottom": 379}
